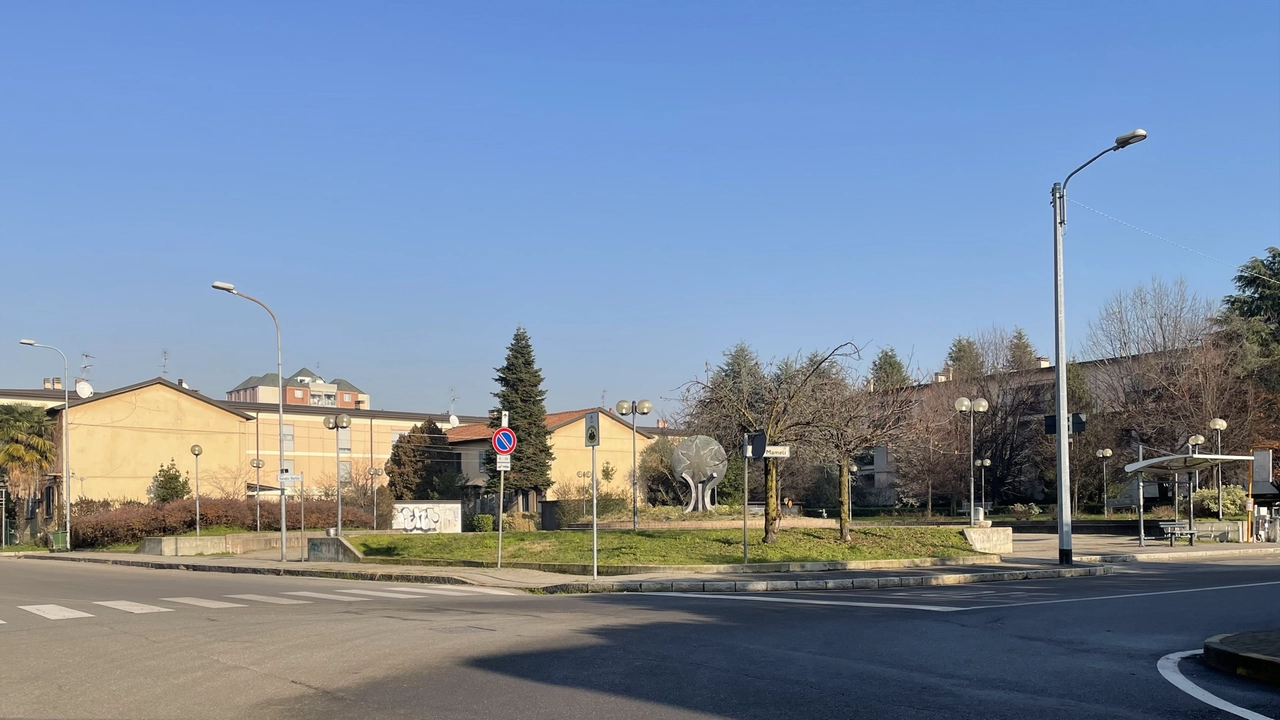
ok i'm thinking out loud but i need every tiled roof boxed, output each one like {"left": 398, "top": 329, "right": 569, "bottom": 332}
{"left": 230, "top": 375, "right": 262, "bottom": 392}
{"left": 332, "top": 378, "right": 363, "bottom": 393}
{"left": 446, "top": 408, "right": 655, "bottom": 444}
{"left": 447, "top": 424, "right": 496, "bottom": 443}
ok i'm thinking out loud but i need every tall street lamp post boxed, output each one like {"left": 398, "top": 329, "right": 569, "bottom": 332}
{"left": 324, "top": 414, "right": 352, "bottom": 536}
{"left": 1188, "top": 434, "right": 1206, "bottom": 528}
{"left": 614, "top": 399, "right": 653, "bottom": 531}
{"left": 251, "top": 457, "right": 265, "bottom": 531}
{"left": 190, "top": 444, "right": 203, "bottom": 537}
{"left": 1050, "top": 128, "right": 1147, "bottom": 565}
{"left": 1095, "top": 448, "right": 1112, "bottom": 517}
{"left": 368, "top": 466, "right": 383, "bottom": 530}
{"left": 212, "top": 281, "right": 287, "bottom": 562}
{"left": 975, "top": 458, "right": 991, "bottom": 510}
{"left": 20, "top": 339, "right": 71, "bottom": 550}
{"left": 955, "top": 397, "right": 989, "bottom": 526}
{"left": 1209, "top": 418, "right": 1227, "bottom": 521}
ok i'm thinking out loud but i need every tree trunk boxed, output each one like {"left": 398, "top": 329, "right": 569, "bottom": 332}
{"left": 764, "top": 459, "right": 779, "bottom": 543}
{"left": 838, "top": 453, "right": 851, "bottom": 542}
{"left": 926, "top": 477, "right": 933, "bottom": 520}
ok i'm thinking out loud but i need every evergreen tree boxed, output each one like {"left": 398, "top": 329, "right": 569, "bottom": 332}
{"left": 149, "top": 460, "right": 191, "bottom": 504}
{"left": 945, "top": 336, "right": 984, "bottom": 380}
{"left": 869, "top": 347, "right": 911, "bottom": 390}
{"left": 385, "top": 420, "right": 459, "bottom": 500}
{"left": 487, "top": 327, "right": 554, "bottom": 493}
{"left": 1005, "top": 327, "right": 1039, "bottom": 371}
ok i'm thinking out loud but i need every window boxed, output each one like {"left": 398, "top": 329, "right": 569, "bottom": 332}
{"left": 282, "top": 425, "right": 295, "bottom": 452}
{"left": 338, "top": 426, "right": 351, "bottom": 454}
{"left": 339, "top": 461, "right": 351, "bottom": 485}
{"left": 343, "top": 393, "right": 351, "bottom": 402}
{"left": 293, "top": 389, "right": 304, "bottom": 399}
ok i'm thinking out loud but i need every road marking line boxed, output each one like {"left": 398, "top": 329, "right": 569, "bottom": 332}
{"left": 1158, "top": 650, "right": 1275, "bottom": 720}
{"left": 650, "top": 593, "right": 964, "bottom": 612}
{"left": 19, "top": 605, "right": 95, "bottom": 620}
{"left": 225, "top": 594, "right": 312, "bottom": 605}
{"left": 283, "top": 592, "right": 369, "bottom": 602}
{"left": 376, "top": 587, "right": 472, "bottom": 597}
{"left": 92, "top": 601, "right": 174, "bottom": 614}
{"left": 963, "top": 580, "right": 1280, "bottom": 611}
{"left": 332, "top": 589, "right": 424, "bottom": 599}
{"left": 162, "top": 597, "right": 246, "bottom": 609}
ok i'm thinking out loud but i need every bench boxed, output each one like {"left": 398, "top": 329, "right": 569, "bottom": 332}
{"left": 1158, "top": 521, "right": 1198, "bottom": 547}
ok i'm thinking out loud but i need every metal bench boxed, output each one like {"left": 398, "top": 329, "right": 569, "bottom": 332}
{"left": 1158, "top": 521, "right": 1197, "bottom": 547}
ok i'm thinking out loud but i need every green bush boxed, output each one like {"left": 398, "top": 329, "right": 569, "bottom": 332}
{"left": 467, "top": 514, "right": 494, "bottom": 533}
{"left": 502, "top": 512, "right": 539, "bottom": 532}
{"left": 1191, "top": 485, "right": 1247, "bottom": 516}
{"left": 149, "top": 460, "right": 191, "bottom": 503}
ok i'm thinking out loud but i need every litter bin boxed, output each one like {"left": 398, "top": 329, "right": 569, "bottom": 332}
{"left": 50, "top": 531, "right": 68, "bottom": 551}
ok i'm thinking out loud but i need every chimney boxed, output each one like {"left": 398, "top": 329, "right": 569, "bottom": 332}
{"left": 933, "top": 372, "right": 948, "bottom": 384}
{"left": 51, "top": 377, "right": 62, "bottom": 390}
{"left": 43, "top": 378, "right": 53, "bottom": 390}
{"left": 1037, "top": 356, "right": 1051, "bottom": 369}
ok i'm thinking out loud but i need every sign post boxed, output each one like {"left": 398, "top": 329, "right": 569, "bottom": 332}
{"left": 743, "top": 432, "right": 766, "bottom": 565}
{"left": 492, "top": 426, "right": 517, "bottom": 568}
{"left": 584, "top": 411, "right": 601, "bottom": 579}
{"left": 278, "top": 473, "right": 302, "bottom": 560}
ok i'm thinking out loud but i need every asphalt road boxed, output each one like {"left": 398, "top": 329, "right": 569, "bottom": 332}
{"left": 1, "top": 557, "right": 1277, "bottom": 719}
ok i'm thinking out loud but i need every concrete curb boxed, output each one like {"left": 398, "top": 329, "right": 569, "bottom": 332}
{"left": 1203, "top": 632, "right": 1280, "bottom": 688}
{"left": 359, "top": 554, "right": 997, "bottom": 576}
{"left": 1074, "top": 546, "right": 1280, "bottom": 563}
{"left": 538, "top": 564, "right": 1112, "bottom": 594}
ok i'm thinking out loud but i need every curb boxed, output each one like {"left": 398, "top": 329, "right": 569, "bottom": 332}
{"left": 1203, "top": 632, "right": 1280, "bottom": 688}
{"left": 359, "top": 554, "right": 997, "bottom": 576}
{"left": 538, "top": 564, "right": 1112, "bottom": 594}
{"left": 1075, "top": 546, "right": 1280, "bottom": 563}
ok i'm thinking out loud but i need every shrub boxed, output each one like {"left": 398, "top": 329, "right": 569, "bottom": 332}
{"left": 467, "top": 514, "right": 494, "bottom": 533}
{"left": 1192, "top": 486, "right": 1247, "bottom": 516}
{"left": 149, "top": 460, "right": 191, "bottom": 503}
{"left": 502, "top": 512, "right": 539, "bottom": 532}
{"left": 1009, "top": 503, "right": 1043, "bottom": 519}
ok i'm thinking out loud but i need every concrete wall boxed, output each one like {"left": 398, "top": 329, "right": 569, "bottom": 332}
{"left": 963, "top": 527, "right": 1014, "bottom": 555}
{"left": 137, "top": 536, "right": 231, "bottom": 556}
{"left": 307, "top": 536, "right": 364, "bottom": 562}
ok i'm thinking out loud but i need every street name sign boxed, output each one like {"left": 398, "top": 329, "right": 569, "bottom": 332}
{"left": 763, "top": 445, "right": 791, "bottom": 458}
{"left": 493, "top": 427, "right": 517, "bottom": 455}
{"left": 278, "top": 473, "right": 303, "bottom": 487}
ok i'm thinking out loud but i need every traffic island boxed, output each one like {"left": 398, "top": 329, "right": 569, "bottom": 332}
{"left": 1203, "top": 630, "right": 1280, "bottom": 688}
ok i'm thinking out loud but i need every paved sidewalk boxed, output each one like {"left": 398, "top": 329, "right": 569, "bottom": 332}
{"left": 1204, "top": 630, "right": 1280, "bottom": 687}
{"left": 1005, "top": 534, "right": 1280, "bottom": 563}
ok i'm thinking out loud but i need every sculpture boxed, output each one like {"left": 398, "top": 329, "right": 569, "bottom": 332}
{"left": 671, "top": 435, "right": 728, "bottom": 513}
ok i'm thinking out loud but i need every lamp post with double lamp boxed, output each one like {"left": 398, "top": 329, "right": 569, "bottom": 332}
{"left": 614, "top": 399, "right": 653, "bottom": 531}
{"left": 251, "top": 458, "right": 265, "bottom": 531}
{"left": 955, "top": 397, "right": 989, "bottom": 525}
{"left": 975, "top": 458, "right": 991, "bottom": 511}
{"left": 1050, "top": 129, "right": 1147, "bottom": 564}
{"left": 1096, "top": 448, "right": 1113, "bottom": 516}
{"left": 19, "top": 339, "right": 71, "bottom": 550}
{"left": 211, "top": 281, "right": 287, "bottom": 562}
{"left": 1209, "top": 418, "right": 1227, "bottom": 521}
{"left": 324, "top": 414, "right": 352, "bottom": 536}
{"left": 190, "top": 444, "right": 203, "bottom": 536}
{"left": 367, "top": 467, "right": 383, "bottom": 530}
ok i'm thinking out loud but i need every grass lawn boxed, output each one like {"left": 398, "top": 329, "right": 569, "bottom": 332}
{"left": 1, "top": 543, "right": 48, "bottom": 553}
{"left": 352, "top": 527, "right": 975, "bottom": 566}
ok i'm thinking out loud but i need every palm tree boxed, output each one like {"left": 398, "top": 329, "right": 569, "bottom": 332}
{"left": 0, "top": 404, "right": 57, "bottom": 496}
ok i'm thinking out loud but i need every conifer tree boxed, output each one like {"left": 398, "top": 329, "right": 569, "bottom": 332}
{"left": 386, "top": 420, "right": 458, "bottom": 500}
{"left": 487, "top": 327, "right": 554, "bottom": 493}
{"left": 869, "top": 347, "right": 911, "bottom": 389}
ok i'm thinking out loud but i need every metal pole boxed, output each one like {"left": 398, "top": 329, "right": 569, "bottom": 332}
{"left": 370, "top": 417, "right": 376, "bottom": 530}
{"left": 61, "top": 351, "right": 69, "bottom": 549}
{"left": 631, "top": 408, "right": 639, "bottom": 532}
{"left": 255, "top": 413, "right": 261, "bottom": 532}
{"left": 1052, "top": 182, "right": 1073, "bottom": 565}
{"left": 336, "top": 429, "right": 342, "bottom": 537}
{"left": 743, "top": 433, "right": 749, "bottom": 565}
{"left": 1138, "top": 446, "right": 1145, "bottom": 547}
{"left": 497, "top": 470, "right": 505, "bottom": 568}
{"left": 592, "top": 443, "right": 599, "bottom": 580}
{"left": 1217, "top": 430, "right": 1224, "bottom": 522}
{"left": 300, "top": 475, "right": 305, "bottom": 561}
{"left": 194, "top": 454, "right": 201, "bottom": 537}
{"left": 968, "top": 410, "right": 975, "bottom": 526}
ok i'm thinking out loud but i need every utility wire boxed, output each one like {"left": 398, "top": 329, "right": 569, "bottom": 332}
{"left": 1068, "top": 198, "right": 1280, "bottom": 287}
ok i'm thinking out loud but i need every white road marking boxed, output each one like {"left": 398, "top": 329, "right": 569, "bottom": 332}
{"left": 376, "top": 587, "right": 471, "bottom": 597}
{"left": 651, "top": 593, "right": 964, "bottom": 612}
{"left": 225, "top": 594, "right": 312, "bottom": 605}
{"left": 283, "top": 592, "right": 369, "bottom": 602}
{"left": 92, "top": 601, "right": 174, "bottom": 614}
{"left": 965, "top": 580, "right": 1280, "bottom": 611}
{"left": 1158, "top": 650, "right": 1275, "bottom": 720}
{"left": 19, "top": 605, "right": 95, "bottom": 620}
{"left": 161, "top": 597, "right": 247, "bottom": 609}
{"left": 332, "top": 589, "right": 425, "bottom": 599}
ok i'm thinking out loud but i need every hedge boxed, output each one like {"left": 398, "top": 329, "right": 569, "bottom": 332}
{"left": 71, "top": 499, "right": 373, "bottom": 548}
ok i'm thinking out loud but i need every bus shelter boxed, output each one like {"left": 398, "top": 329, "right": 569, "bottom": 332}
{"left": 1123, "top": 453, "right": 1254, "bottom": 547}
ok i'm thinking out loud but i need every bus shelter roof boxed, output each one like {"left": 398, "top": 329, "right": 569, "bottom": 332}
{"left": 1123, "top": 454, "right": 1254, "bottom": 476}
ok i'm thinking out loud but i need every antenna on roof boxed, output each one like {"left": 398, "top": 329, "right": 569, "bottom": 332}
{"left": 160, "top": 350, "right": 169, "bottom": 378}
{"left": 601, "top": 388, "right": 608, "bottom": 408}
{"left": 79, "top": 353, "right": 95, "bottom": 379}
{"left": 448, "top": 387, "right": 460, "bottom": 429}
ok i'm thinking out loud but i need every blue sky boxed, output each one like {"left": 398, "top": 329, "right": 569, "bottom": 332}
{"left": 2, "top": 1, "right": 1277, "bottom": 419}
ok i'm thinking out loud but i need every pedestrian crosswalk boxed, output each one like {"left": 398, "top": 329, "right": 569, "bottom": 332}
{"left": 0, "top": 584, "right": 516, "bottom": 625}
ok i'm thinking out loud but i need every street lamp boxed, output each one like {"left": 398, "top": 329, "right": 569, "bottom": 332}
{"left": 1050, "top": 128, "right": 1147, "bottom": 565}
{"left": 367, "top": 466, "right": 383, "bottom": 530}
{"left": 212, "top": 281, "right": 288, "bottom": 562}
{"left": 250, "top": 457, "right": 265, "bottom": 531}
{"left": 20, "top": 339, "right": 71, "bottom": 550}
{"left": 975, "top": 458, "right": 991, "bottom": 510}
{"left": 324, "top": 414, "right": 352, "bottom": 536}
{"left": 1095, "top": 448, "right": 1113, "bottom": 516}
{"left": 190, "top": 444, "right": 203, "bottom": 537}
{"left": 614, "top": 399, "right": 653, "bottom": 531}
{"left": 955, "top": 397, "right": 989, "bottom": 526}
{"left": 1210, "top": 418, "right": 1228, "bottom": 521}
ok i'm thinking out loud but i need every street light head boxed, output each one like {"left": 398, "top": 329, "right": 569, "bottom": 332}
{"left": 615, "top": 400, "right": 632, "bottom": 416}
{"left": 1189, "top": 434, "right": 1206, "bottom": 448}
{"left": 323, "top": 415, "right": 337, "bottom": 430}
{"left": 19, "top": 339, "right": 36, "bottom": 346}
{"left": 636, "top": 399, "right": 653, "bottom": 415}
{"left": 972, "top": 398, "right": 990, "bottom": 413}
{"left": 1115, "top": 129, "right": 1147, "bottom": 148}
{"left": 337, "top": 414, "right": 352, "bottom": 429}
{"left": 190, "top": 444, "right": 203, "bottom": 457}
{"left": 211, "top": 281, "right": 238, "bottom": 294}
{"left": 983, "top": 458, "right": 991, "bottom": 467}
{"left": 1209, "top": 418, "right": 1228, "bottom": 431}
{"left": 954, "top": 397, "right": 971, "bottom": 413}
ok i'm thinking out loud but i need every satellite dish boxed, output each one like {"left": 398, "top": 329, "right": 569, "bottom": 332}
{"left": 75, "top": 380, "right": 94, "bottom": 399}
{"left": 449, "top": 414, "right": 460, "bottom": 429}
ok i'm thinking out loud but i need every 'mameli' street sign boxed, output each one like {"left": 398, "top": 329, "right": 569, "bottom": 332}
{"left": 763, "top": 446, "right": 791, "bottom": 458}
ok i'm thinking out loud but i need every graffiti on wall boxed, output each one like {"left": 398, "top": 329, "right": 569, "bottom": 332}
{"left": 391, "top": 501, "right": 463, "bottom": 534}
